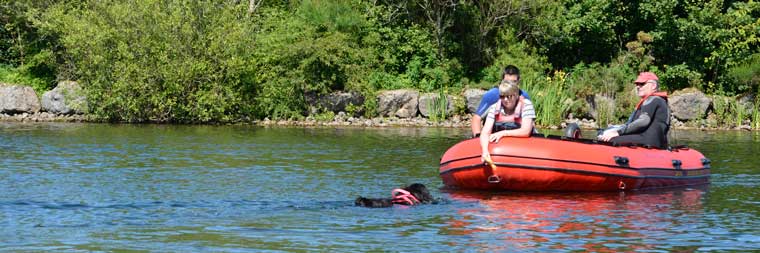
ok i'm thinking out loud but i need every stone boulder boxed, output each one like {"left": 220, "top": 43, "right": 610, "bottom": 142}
{"left": 737, "top": 92, "right": 756, "bottom": 111}
{"left": 418, "top": 92, "right": 457, "bottom": 118}
{"left": 463, "top": 88, "right": 487, "bottom": 114}
{"left": 41, "top": 81, "right": 88, "bottom": 114}
{"left": 0, "top": 84, "right": 40, "bottom": 114}
{"left": 376, "top": 89, "right": 419, "bottom": 118}
{"left": 587, "top": 94, "right": 615, "bottom": 122}
{"left": 669, "top": 89, "right": 711, "bottom": 121}
{"left": 305, "top": 91, "right": 364, "bottom": 116}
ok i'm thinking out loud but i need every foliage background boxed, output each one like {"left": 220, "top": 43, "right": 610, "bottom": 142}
{"left": 0, "top": 0, "right": 758, "bottom": 125}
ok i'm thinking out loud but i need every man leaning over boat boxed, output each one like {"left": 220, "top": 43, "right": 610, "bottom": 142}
{"left": 480, "top": 80, "right": 536, "bottom": 163}
{"left": 470, "top": 65, "right": 531, "bottom": 138}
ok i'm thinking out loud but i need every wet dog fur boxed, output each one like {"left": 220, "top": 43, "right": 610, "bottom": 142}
{"left": 354, "top": 183, "right": 435, "bottom": 208}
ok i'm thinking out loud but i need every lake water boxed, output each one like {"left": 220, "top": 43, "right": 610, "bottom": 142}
{"left": 1, "top": 123, "right": 758, "bottom": 252}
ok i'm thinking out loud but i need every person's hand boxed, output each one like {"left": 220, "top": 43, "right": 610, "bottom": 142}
{"left": 489, "top": 131, "right": 504, "bottom": 143}
{"left": 598, "top": 129, "right": 619, "bottom": 142}
{"left": 481, "top": 151, "right": 492, "bottom": 164}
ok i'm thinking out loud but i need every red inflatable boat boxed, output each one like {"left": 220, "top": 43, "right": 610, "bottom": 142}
{"left": 439, "top": 135, "right": 711, "bottom": 191}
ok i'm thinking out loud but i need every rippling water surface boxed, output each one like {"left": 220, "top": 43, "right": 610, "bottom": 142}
{"left": 1, "top": 123, "right": 758, "bottom": 252}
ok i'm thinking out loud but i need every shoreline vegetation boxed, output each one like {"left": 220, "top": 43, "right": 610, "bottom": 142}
{"left": 1, "top": 1, "right": 758, "bottom": 129}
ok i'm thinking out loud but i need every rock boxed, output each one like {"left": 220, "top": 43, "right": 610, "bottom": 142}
{"left": 736, "top": 92, "right": 757, "bottom": 112}
{"left": 334, "top": 111, "right": 347, "bottom": 121}
{"left": 418, "top": 92, "right": 456, "bottom": 118}
{"left": 41, "top": 81, "right": 88, "bottom": 114}
{"left": 450, "top": 114, "right": 462, "bottom": 123}
{"left": 669, "top": 89, "right": 711, "bottom": 121}
{"left": 463, "top": 88, "right": 487, "bottom": 114}
{"left": 737, "top": 92, "right": 756, "bottom": 106}
{"left": 0, "top": 84, "right": 41, "bottom": 114}
{"left": 588, "top": 95, "right": 615, "bottom": 122}
{"left": 577, "top": 118, "right": 598, "bottom": 129}
{"left": 376, "top": 89, "right": 419, "bottom": 118}
{"left": 305, "top": 91, "right": 365, "bottom": 116}
{"left": 395, "top": 108, "right": 411, "bottom": 118}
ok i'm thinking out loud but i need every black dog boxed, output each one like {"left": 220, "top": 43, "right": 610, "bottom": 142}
{"left": 355, "top": 183, "right": 435, "bottom": 208}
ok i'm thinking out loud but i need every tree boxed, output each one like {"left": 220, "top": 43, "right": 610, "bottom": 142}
{"left": 0, "top": 0, "right": 64, "bottom": 92}
{"left": 471, "top": 0, "right": 524, "bottom": 68}
{"left": 417, "top": 0, "right": 458, "bottom": 60}
{"left": 248, "top": 0, "right": 262, "bottom": 14}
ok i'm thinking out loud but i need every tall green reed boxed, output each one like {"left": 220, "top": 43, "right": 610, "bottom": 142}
{"left": 595, "top": 97, "right": 616, "bottom": 128}
{"left": 428, "top": 89, "right": 448, "bottom": 122}
{"left": 754, "top": 96, "right": 760, "bottom": 129}
{"left": 521, "top": 71, "right": 579, "bottom": 127}
{"left": 711, "top": 94, "right": 751, "bottom": 128}
{"left": 712, "top": 95, "right": 730, "bottom": 126}
{"left": 736, "top": 99, "right": 747, "bottom": 128}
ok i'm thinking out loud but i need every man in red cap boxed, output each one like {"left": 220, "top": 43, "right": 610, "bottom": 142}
{"left": 598, "top": 72, "right": 670, "bottom": 148}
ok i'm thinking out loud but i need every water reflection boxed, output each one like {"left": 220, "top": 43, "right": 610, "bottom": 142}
{"left": 445, "top": 187, "right": 708, "bottom": 251}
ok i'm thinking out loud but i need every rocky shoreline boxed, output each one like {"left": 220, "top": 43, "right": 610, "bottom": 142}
{"left": 0, "top": 112, "right": 87, "bottom": 123}
{"left": 1, "top": 81, "right": 756, "bottom": 131}
{"left": 2, "top": 110, "right": 755, "bottom": 132}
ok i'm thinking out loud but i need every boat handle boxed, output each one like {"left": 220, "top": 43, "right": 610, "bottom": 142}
{"left": 614, "top": 156, "right": 629, "bottom": 167}
{"left": 672, "top": 159, "right": 682, "bottom": 170}
{"left": 701, "top": 158, "right": 711, "bottom": 168}
{"left": 484, "top": 158, "right": 501, "bottom": 183}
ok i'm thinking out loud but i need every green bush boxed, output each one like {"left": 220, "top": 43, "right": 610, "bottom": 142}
{"left": 659, "top": 64, "right": 703, "bottom": 91}
{"left": 563, "top": 62, "right": 637, "bottom": 122}
{"left": 249, "top": 3, "right": 374, "bottom": 119}
{"left": 480, "top": 29, "right": 551, "bottom": 87}
{"left": 710, "top": 93, "right": 751, "bottom": 128}
{"left": 41, "top": 1, "right": 256, "bottom": 122}
{"left": 711, "top": 94, "right": 730, "bottom": 127}
{"left": 0, "top": 64, "right": 50, "bottom": 95}
{"left": 363, "top": 23, "right": 457, "bottom": 92}
{"left": 0, "top": 1, "right": 59, "bottom": 92}
{"left": 727, "top": 53, "right": 760, "bottom": 93}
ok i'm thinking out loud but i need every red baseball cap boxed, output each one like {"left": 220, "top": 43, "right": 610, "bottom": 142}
{"left": 634, "top": 72, "right": 659, "bottom": 84}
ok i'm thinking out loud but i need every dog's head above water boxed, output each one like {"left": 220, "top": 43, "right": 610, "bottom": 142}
{"left": 355, "top": 183, "right": 435, "bottom": 208}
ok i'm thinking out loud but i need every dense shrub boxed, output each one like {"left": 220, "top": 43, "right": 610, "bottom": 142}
{"left": 40, "top": 1, "right": 257, "bottom": 122}
{"left": 0, "top": 64, "right": 49, "bottom": 94}
{"left": 562, "top": 62, "right": 637, "bottom": 124}
{"left": 479, "top": 29, "right": 551, "bottom": 87}
{"left": 362, "top": 17, "right": 460, "bottom": 92}
{"left": 0, "top": 0, "right": 60, "bottom": 92}
{"left": 727, "top": 53, "right": 760, "bottom": 94}
{"left": 248, "top": 1, "right": 378, "bottom": 119}
{"left": 659, "top": 64, "right": 703, "bottom": 91}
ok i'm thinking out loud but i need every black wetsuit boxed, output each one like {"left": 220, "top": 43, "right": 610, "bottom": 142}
{"left": 611, "top": 96, "right": 670, "bottom": 148}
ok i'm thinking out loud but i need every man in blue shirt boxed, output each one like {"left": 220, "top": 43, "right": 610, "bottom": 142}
{"left": 470, "top": 65, "right": 531, "bottom": 138}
